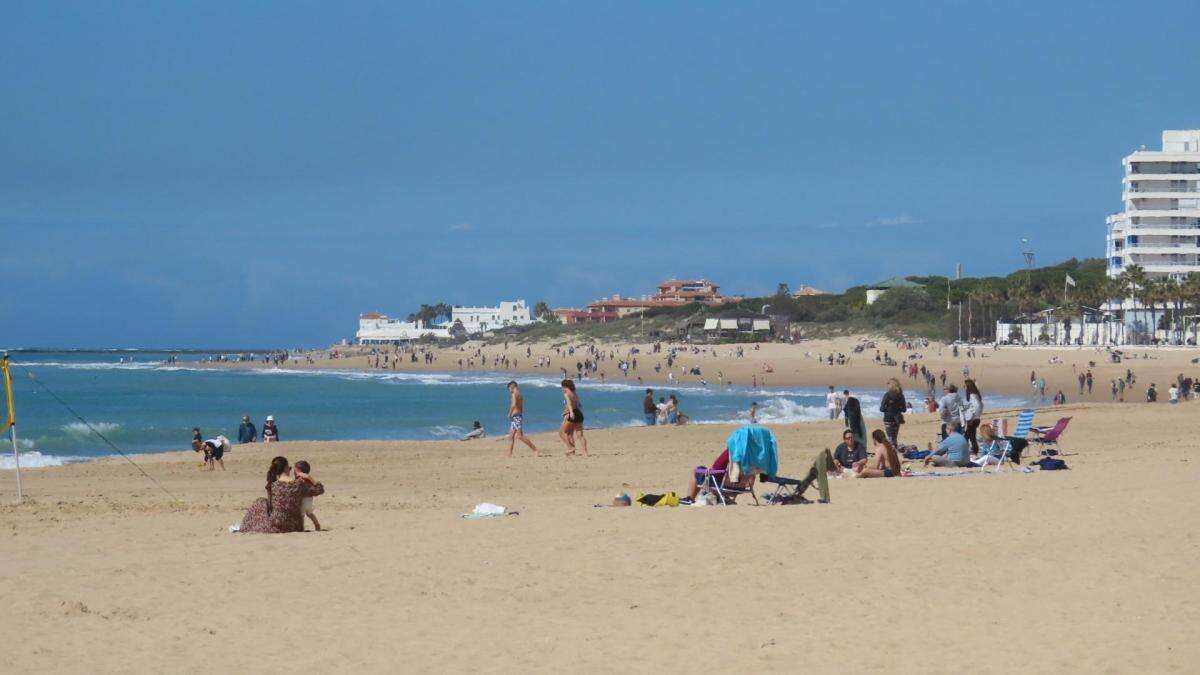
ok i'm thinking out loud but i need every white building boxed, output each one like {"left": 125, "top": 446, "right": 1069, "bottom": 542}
{"left": 356, "top": 312, "right": 450, "bottom": 344}
{"left": 451, "top": 300, "right": 533, "bottom": 335}
{"left": 1107, "top": 130, "right": 1200, "bottom": 281}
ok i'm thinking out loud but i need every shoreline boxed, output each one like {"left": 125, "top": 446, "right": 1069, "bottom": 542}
{"left": 191, "top": 333, "right": 1198, "bottom": 400}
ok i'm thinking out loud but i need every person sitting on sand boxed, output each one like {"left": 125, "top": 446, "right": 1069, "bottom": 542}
{"left": 462, "top": 421, "right": 485, "bottom": 441}
{"left": 925, "top": 422, "right": 972, "bottom": 468}
{"left": 854, "top": 429, "right": 901, "bottom": 478}
{"left": 293, "top": 460, "right": 321, "bottom": 531}
{"left": 237, "top": 456, "right": 324, "bottom": 534}
{"left": 833, "top": 429, "right": 867, "bottom": 474}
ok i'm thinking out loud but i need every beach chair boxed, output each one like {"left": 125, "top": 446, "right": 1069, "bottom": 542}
{"left": 1010, "top": 409, "right": 1036, "bottom": 439}
{"left": 696, "top": 467, "right": 758, "bottom": 505}
{"left": 761, "top": 449, "right": 832, "bottom": 504}
{"left": 982, "top": 438, "right": 1025, "bottom": 473}
{"left": 995, "top": 409, "right": 1036, "bottom": 467}
{"left": 1030, "top": 417, "right": 1072, "bottom": 456}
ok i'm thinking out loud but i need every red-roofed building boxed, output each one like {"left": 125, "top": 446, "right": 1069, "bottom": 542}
{"left": 653, "top": 279, "right": 726, "bottom": 304}
{"left": 552, "top": 308, "right": 619, "bottom": 324}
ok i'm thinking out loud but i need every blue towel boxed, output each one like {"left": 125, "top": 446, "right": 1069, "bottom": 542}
{"left": 903, "top": 450, "right": 931, "bottom": 460}
{"left": 726, "top": 425, "right": 778, "bottom": 477}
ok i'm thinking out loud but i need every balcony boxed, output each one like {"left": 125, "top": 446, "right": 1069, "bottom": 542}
{"left": 1126, "top": 243, "right": 1200, "bottom": 254}
{"left": 1138, "top": 262, "right": 1200, "bottom": 274}
{"left": 1124, "top": 190, "right": 1198, "bottom": 201}
{"left": 1124, "top": 173, "right": 1200, "bottom": 182}
{"left": 1123, "top": 209, "right": 1200, "bottom": 219}
{"left": 1124, "top": 227, "right": 1200, "bottom": 238}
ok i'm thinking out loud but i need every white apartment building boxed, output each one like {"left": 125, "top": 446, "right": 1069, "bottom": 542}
{"left": 1107, "top": 130, "right": 1200, "bottom": 281}
{"left": 356, "top": 313, "right": 450, "bottom": 344}
{"left": 450, "top": 300, "right": 533, "bottom": 335}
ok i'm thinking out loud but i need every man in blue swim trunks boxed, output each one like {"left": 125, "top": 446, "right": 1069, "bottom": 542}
{"left": 505, "top": 381, "right": 539, "bottom": 457}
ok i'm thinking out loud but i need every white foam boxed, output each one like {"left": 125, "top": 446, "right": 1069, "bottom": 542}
{"left": 0, "top": 451, "right": 89, "bottom": 470}
{"left": 427, "top": 425, "right": 467, "bottom": 438}
{"left": 19, "top": 361, "right": 170, "bottom": 371}
{"left": 62, "top": 421, "right": 120, "bottom": 434}
{"left": 746, "top": 397, "right": 831, "bottom": 424}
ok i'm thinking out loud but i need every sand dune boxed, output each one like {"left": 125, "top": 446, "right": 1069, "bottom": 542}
{"left": 2, "top": 401, "right": 1197, "bottom": 673}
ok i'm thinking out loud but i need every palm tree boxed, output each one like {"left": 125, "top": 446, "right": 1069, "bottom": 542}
{"left": 982, "top": 281, "right": 1004, "bottom": 341}
{"left": 1008, "top": 282, "right": 1036, "bottom": 344}
{"left": 1119, "top": 265, "right": 1148, "bottom": 342}
{"left": 1158, "top": 276, "right": 1185, "bottom": 344}
{"left": 1102, "top": 276, "right": 1127, "bottom": 344}
{"left": 1182, "top": 272, "right": 1200, "bottom": 344}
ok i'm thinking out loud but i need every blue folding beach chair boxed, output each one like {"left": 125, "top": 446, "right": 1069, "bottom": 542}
{"left": 994, "top": 409, "right": 1035, "bottom": 472}
{"left": 1011, "top": 409, "right": 1036, "bottom": 440}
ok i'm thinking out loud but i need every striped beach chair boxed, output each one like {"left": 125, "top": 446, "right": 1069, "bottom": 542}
{"left": 992, "top": 409, "right": 1035, "bottom": 472}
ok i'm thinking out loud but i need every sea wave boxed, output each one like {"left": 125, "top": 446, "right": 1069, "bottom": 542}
{"left": 427, "top": 424, "right": 467, "bottom": 438}
{"left": 62, "top": 421, "right": 120, "bottom": 434}
{"left": 743, "top": 397, "right": 831, "bottom": 425}
{"left": 18, "top": 361, "right": 174, "bottom": 371}
{"left": 0, "top": 451, "right": 91, "bottom": 470}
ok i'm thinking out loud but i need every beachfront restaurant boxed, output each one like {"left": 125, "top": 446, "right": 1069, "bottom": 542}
{"left": 702, "top": 314, "right": 773, "bottom": 341}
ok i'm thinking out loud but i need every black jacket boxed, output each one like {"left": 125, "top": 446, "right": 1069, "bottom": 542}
{"left": 880, "top": 390, "right": 907, "bottom": 423}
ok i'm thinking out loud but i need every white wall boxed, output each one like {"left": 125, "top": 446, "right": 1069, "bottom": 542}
{"left": 451, "top": 300, "right": 532, "bottom": 334}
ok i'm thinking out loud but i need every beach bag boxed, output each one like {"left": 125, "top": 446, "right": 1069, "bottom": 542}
{"left": 637, "top": 492, "right": 680, "bottom": 507}
{"left": 1034, "top": 457, "right": 1068, "bottom": 471}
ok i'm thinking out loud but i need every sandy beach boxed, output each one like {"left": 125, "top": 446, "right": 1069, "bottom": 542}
{"left": 217, "top": 335, "right": 1199, "bottom": 401}
{"left": 2, "top": 400, "right": 1197, "bottom": 673}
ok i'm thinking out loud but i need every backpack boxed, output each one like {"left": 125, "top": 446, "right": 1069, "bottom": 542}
{"left": 1034, "top": 457, "right": 1068, "bottom": 471}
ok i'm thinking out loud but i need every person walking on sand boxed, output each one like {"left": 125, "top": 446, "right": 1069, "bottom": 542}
{"left": 505, "top": 381, "right": 539, "bottom": 457}
{"left": 559, "top": 379, "right": 588, "bottom": 456}
{"left": 825, "top": 385, "right": 842, "bottom": 420}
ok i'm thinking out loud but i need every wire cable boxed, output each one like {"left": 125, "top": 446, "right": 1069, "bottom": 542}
{"left": 13, "top": 362, "right": 178, "bottom": 501}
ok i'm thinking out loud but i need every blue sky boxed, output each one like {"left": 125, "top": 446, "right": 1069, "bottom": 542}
{"left": 4, "top": 1, "right": 1199, "bottom": 347}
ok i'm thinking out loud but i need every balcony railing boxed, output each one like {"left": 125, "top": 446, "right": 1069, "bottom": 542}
{"left": 1127, "top": 187, "right": 1197, "bottom": 193}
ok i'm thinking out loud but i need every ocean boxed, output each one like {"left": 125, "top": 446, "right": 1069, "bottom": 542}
{"left": 0, "top": 351, "right": 1024, "bottom": 469}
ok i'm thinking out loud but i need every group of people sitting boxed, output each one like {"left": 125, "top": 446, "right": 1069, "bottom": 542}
{"left": 684, "top": 416, "right": 1017, "bottom": 503}
{"left": 923, "top": 422, "right": 1012, "bottom": 468}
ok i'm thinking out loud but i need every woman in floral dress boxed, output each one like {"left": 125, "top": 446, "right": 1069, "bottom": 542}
{"left": 239, "top": 456, "right": 325, "bottom": 533}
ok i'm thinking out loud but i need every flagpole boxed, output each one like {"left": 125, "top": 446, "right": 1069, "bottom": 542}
{"left": 2, "top": 355, "right": 22, "bottom": 501}
{"left": 8, "top": 424, "right": 20, "bottom": 502}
